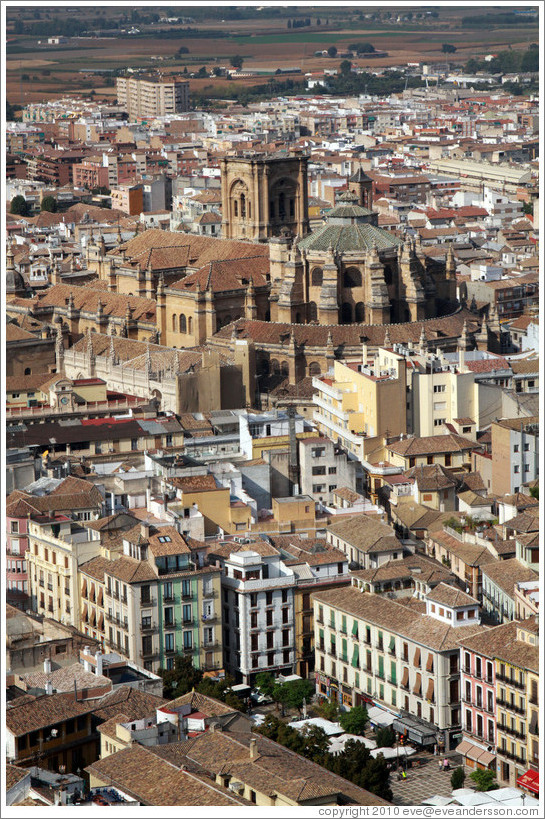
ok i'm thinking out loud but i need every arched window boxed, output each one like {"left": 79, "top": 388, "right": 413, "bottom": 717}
{"left": 271, "top": 359, "right": 280, "bottom": 374}
{"left": 343, "top": 267, "right": 362, "bottom": 288}
{"left": 311, "top": 267, "right": 323, "bottom": 287}
{"left": 234, "top": 200, "right": 238, "bottom": 217}
{"left": 24, "top": 367, "right": 31, "bottom": 375}
{"left": 341, "top": 303, "right": 353, "bottom": 324}
{"left": 280, "top": 361, "right": 289, "bottom": 376}
{"left": 248, "top": 200, "right": 251, "bottom": 219}
{"left": 259, "top": 358, "right": 270, "bottom": 375}
{"left": 180, "top": 314, "right": 187, "bottom": 333}
{"left": 278, "top": 192, "right": 285, "bottom": 220}
{"left": 355, "top": 302, "right": 365, "bottom": 322}
{"left": 188, "top": 316, "right": 193, "bottom": 334}
{"left": 308, "top": 302, "right": 318, "bottom": 322}
{"left": 309, "top": 362, "right": 321, "bottom": 376}
{"left": 240, "top": 194, "right": 246, "bottom": 219}
{"left": 289, "top": 198, "right": 295, "bottom": 217}
{"left": 269, "top": 201, "right": 275, "bottom": 218}
{"left": 172, "top": 314, "right": 177, "bottom": 332}
{"left": 384, "top": 265, "right": 393, "bottom": 286}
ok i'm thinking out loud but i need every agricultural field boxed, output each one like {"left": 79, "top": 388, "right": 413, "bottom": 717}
{"left": 5, "top": 6, "right": 538, "bottom": 107}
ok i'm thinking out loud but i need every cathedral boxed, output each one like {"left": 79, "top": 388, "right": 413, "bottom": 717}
{"left": 38, "top": 153, "right": 457, "bottom": 351}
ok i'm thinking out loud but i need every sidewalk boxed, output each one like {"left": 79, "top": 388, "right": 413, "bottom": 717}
{"left": 390, "top": 760, "right": 456, "bottom": 806}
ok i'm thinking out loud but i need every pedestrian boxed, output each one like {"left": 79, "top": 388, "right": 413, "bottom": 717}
{"left": 443, "top": 757, "right": 450, "bottom": 771}
{"left": 438, "top": 759, "right": 443, "bottom": 772}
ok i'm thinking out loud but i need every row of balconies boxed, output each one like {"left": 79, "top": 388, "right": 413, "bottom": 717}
{"left": 497, "top": 698, "right": 525, "bottom": 715}
{"left": 496, "top": 672, "right": 525, "bottom": 690}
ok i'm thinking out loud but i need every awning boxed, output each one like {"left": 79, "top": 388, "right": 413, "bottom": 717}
{"left": 413, "top": 672, "right": 422, "bottom": 696}
{"left": 517, "top": 769, "right": 539, "bottom": 795}
{"left": 401, "top": 666, "right": 409, "bottom": 687}
{"left": 456, "top": 739, "right": 473, "bottom": 756}
{"left": 392, "top": 716, "right": 436, "bottom": 745}
{"left": 426, "top": 653, "right": 434, "bottom": 672}
{"left": 414, "top": 647, "right": 421, "bottom": 667}
{"left": 460, "top": 740, "right": 496, "bottom": 767}
{"left": 426, "top": 678, "right": 435, "bottom": 702}
{"left": 368, "top": 706, "right": 396, "bottom": 727}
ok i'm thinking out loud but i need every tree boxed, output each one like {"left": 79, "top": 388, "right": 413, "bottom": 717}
{"left": 529, "top": 483, "right": 539, "bottom": 499}
{"left": 375, "top": 726, "right": 396, "bottom": 747}
{"left": 470, "top": 769, "right": 498, "bottom": 792}
{"left": 230, "top": 55, "right": 244, "bottom": 69}
{"left": 327, "top": 46, "right": 337, "bottom": 58}
{"left": 196, "top": 66, "right": 208, "bottom": 77}
{"left": 442, "top": 43, "right": 457, "bottom": 54}
{"left": 159, "top": 654, "right": 203, "bottom": 698}
{"left": 255, "top": 672, "right": 276, "bottom": 697}
{"left": 326, "top": 739, "right": 392, "bottom": 801}
{"left": 41, "top": 196, "right": 58, "bottom": 213}
{"left": 339, "top": 705, "right": 368, "bottom": 736}
{"left": 318, "top": 699, "right": 339, "bottom": 721}
{"left": 300, "top": 724, "right": 330, "bottom": 762}
{"left": 287, "top": 19, "right": 291, "bottom": 28}
{"left": 316, "top": 18, "right": 321, "bottom": 25}
{"left": 177, "top": 46, "right": 189, "bottom": 54}
{"left": 10, "top": 195, "right": 30, "bottom": 216}
{"left": 451, "top": 766, "right": 466, "bottom": 789}
{"left": 272, "top": 679, "right": 314, "bottom": 715}
{"left": 340, "top": 59, "right": 352, "bottom": 76}
{"left": 212, "top": 66, "right": 223, "bottom": 77}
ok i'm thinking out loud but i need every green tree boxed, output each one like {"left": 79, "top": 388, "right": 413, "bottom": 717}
{"left": 255, "top": 671, "right": 276, "bottom": 697}
{"left": 340, "top": 59, "right": 352, "bottom": 76}
{"left": 375, "top": 726, "right": 396, "bottom": 747}
{"left": 326, "top": 739, "right": 392, "bottom": 801}
{"left": 451, "top": 766, "right": 466, "bottom": 789}
{"left": 316, "top": 18, "right": 321, "bottom": 25}
{"left": 529, "top": 483, "right": 539, "bottom": 499}
{"left": 10, "top": 195, "right": 30, "bottom": 216}
{"left": 339, "top": 705, "right": 368, "bottom": 736}
{"left": 196, "top": 66, "right": 208, "bottom": 77}
{"left": 470, "top": 769, "right": 498, "bottom": 792}
{"left": 318, "top": 699, "right": 340, "bottom": 721}
{"left": 327, "top": 46, "right": 337, "bottom": 58}
{"left": 177, "top": 46, "right": 189, "bottom": 54}
{"left": 300, "top": 724, "right": 330, "bottom": 762}
{"left": 159, "top": 654, "right": 203, "bottom": 698}
{"left": 272, "top": 679, "right": 314, "bottom": 715}
{"left": 230, "top": 55, "right": 244, "bottom": 69}
{"left": 442, "top": 43, "right": 457, "bottom": 54}
{"left": 41, "top": 196, "right": 58, "bottom": 213}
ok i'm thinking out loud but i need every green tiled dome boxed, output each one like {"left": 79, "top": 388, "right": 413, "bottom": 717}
{"left": 297, "top": 222, "right": 401, "bottom": 253}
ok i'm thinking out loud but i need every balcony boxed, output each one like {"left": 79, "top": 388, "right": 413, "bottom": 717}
{"left": 203, "top": 641, "right": 221, "bottom": 651}
{"left": 182, "top": 644, "right": 196, "bottom": 654}
{"left": 202, "top": 614, "right": 217, "bottom": 624}
{"left": 497, "top": 698, "right": 525, "bottom": 715}
{"left": 328, "top": 649, "right": 337, "bottom": 658}
{"left": 496, "top": 673, "right": 525, "bottom": 690}
{"left": 164, "top": 620, "right": 177, "bottom": 630}
{"left": 498, "top": 724, "right": 526, "bottom": 740}
{"left": 141, "top": 623, "right": 158, "bottom": 633}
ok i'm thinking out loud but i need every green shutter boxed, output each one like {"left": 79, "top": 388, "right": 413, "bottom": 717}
{"left": 319, "top": 628, "right": 324, "bottom": 640}
{"left": 342, "top": 615, "right": 347, "bottom": 633}
{"left": 389, "top": 635, "right": 396, "bottom": 651}
{"left": 355, "top": 672, "right": 360, "bottom": 689}
{"left": 391, "top": 689, "right": 397, "bottom": 707}
{"left": 390, "top": 661, "right": 397, "bottom": 684}
{"left": 352, "top": 620, "right": 359, "bottom": 636}
{"left": 378, "top": 655, "right": 384, "bottom": 678}
{"left": 352, "top": 644, "right": 360, "bottom": 668}
{"left": 342, "top": 638, "right": 348, "bottom": 662}
{"left": 330, "top": 610, "right": 335, "bottom": 628}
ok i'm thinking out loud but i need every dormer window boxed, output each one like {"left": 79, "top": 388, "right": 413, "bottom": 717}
{"left": 158, "top": 536, "right": 172, "bottom": 543}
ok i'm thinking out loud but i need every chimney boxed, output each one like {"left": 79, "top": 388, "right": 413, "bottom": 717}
{"left": 249, "top": 737, "right": 258, "bottom": 759}
{"left": 44, "top": 657, "right": 52, "bottom": 673}
{"left": 140, "top": 522, "right": 149, "bottom": 540}
{"left": 45, "top": 680, "right": 53, "bottom": 695}
{"left": 95, "top": 649, "right": 103, "bottom": 677}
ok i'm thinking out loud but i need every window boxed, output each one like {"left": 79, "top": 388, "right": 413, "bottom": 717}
{"left": 164, "top": 607, "right": 174, "bottom": 627}
{"left": 141, "top": 586, "right": 151, "bottom": 605}
{"left": 10, "top": 521, "right": 19, "bottom": 534}
{"left": 165, "top": 633, "right": 175, "bottom": 652}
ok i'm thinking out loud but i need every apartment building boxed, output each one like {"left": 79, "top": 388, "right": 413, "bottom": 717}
{"left": 211, "top": 546, "right": 296, "bottom": 685}
{"left": 326, "top": 514, "right": 405, "bottom": 570}
{"left": 410, "top": 356, "right": 479, "bottom": 438}
{"left": 116, "top": 76, "right": 189, "bottom": 119}
{"left": 313, "top": 353, "right": 406, "bottom": 462}
{"left": 27, "top": 515, "right": 103, "bottom": 627}
{"left": 494, "top": 619, "right": 538, "bottom": 788}
{"left": 298, "top": 436, "right": 357, "bottom": 505}
{"left": 457, "top": 629, "right": 498, "bottom": 773}
{"left": 490, "top": 417, "right": 539, "bottom": 496}
{"left": 100, "top": 525, "right": 222, "bottom": 674}
{"left": 313, "top": 579, "right": 485, "bottom": 750}
{"left": 110, "top": 183, "right": 144, "bottom": 216}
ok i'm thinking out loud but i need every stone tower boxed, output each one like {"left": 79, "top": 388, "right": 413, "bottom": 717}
{"left": 348, "top": 167, "right": 373, "bottom": 210}
{"left": 220, "top": 153, "right": 309, "bottom": 242}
